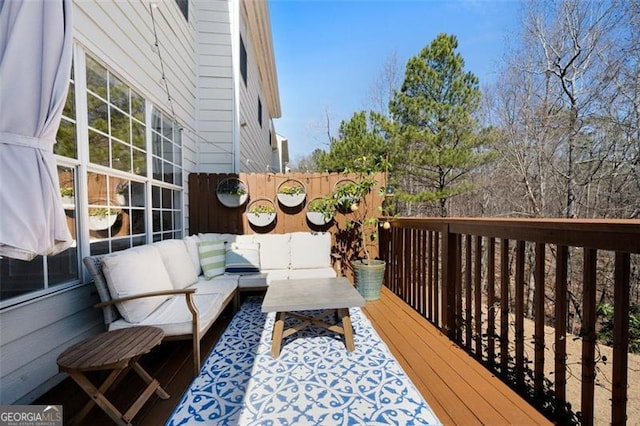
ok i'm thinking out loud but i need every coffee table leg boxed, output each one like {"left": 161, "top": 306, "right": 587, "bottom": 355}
{"left": 339, "top": 308, "right": 356, "bottom": 351}
{"left": 271, "top": 311, "right": 286, "bottom": 357}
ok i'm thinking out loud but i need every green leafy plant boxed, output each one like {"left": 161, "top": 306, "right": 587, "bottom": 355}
{"left": 278, "top": 184, "right": 304, "bottom": 195}
{"left": 597, "top": 302, "right": 640, "bottom": 353}
{"left": 60, "top": 186, "right": 74, "bottom": 197}
{"left": 307, "top": 196, "right": 336, "bottom": 220}
{"left": 218, "top": 186, "right": 247, "bottom": 195}
{"left": 248, "top": 204, "right": 275, "bottom": 215}
{"left": 88, "top": 207, "right": 116, "bottom": 218}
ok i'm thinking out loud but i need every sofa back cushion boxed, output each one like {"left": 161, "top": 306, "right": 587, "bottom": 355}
{"left": 153, "top": 239, "right": 198, "bottom": 289}
{"left": 290, "top": 232, "right": 332, "bottom": 269}
{"left": 198, "top": 240, "right": 226, "bottom": 279}
{"left": 253, "top": 233, "right": 290, "bottom": 270}
{"left": 102, "top": 245, "right": 173, "bottom": 323}
{"left": 225, "top": 242, "right": 260, "bottom": 273}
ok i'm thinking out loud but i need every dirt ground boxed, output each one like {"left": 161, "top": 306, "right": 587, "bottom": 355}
{"left": 520, "top": 317, "right": 640, "bottom": 425}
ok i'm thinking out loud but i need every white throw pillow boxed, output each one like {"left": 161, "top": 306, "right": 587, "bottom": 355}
{"left": 290, "top": 232, "right": 332, "bottom": 269}
{"left": 183, "top": 235, "right": 202, "bottom": 275}
{"left": 225, "top": 242, "right": 261, "bottom": 273}
{"left": 101, "top": 245, "right": 173, "bottom": 323}
{"left": 153, "top": 239, "right": 198, "bottom": 289}
{"left": 253, "top": 233, "right": 290, "bottom": 270}
{"left": 198, "top": 240, "right": 226, "bottom": 279}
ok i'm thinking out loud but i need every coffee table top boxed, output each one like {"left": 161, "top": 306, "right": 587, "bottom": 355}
{"left": 262, "top": 277, "right": 365, "bottom": 312}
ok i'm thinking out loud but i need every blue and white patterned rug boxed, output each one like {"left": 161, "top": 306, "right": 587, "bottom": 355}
{"left": 167, "top": 298, "right": 441, "bottom": 425}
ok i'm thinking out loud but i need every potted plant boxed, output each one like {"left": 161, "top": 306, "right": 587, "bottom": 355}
{"left": 216, "top": 177, "right": 249, "bottom": 208}
{"left": 277, "top": 179, "right": 306, "bottom": 207}
{"left": 332, "top": 157, "right": 391, "bottom": 301}
{"left": 88, "top": 207, "right": 119, "bottom": 230}
{"left": 60, "top": 186, "right": 74, "bottom": 209}
{"left": 306, "top": 196, "right": 336, "bottom": 226}
{"left": 246, "top": 199, "right": 276, "bottom": 227}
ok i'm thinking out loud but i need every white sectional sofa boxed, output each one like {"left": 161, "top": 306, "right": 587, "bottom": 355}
{"left": 83, "top": 232, "right": 336, "bottom": 376}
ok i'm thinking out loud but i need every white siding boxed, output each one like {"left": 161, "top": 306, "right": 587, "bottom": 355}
{"left": 195, "top": 0, "right": 235, "bottom": 173}
{"left": 238, "top": 7, "right": 274, "bottom": 173}
{"left": 0, "top": 0, "right": 199, "bottom": 404}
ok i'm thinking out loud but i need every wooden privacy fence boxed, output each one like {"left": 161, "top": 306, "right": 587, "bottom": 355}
{"left": 188, "top": 172, "right": 386, "bottom": 274}
{"left": 379, "top": 218, "right": 640, "bottom": 425}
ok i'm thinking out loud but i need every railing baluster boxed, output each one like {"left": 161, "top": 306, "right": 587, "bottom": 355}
{"left": 612, "top": 252, "right": 630, "bottom": 426}
{"left": 474, "top": 236, "right": 483, "bottom": 358}
{"left": 420, "top": 229, "right": 427, "bottom": 317}
{"left": 434, "top": 231, "right": 440, "bottom": 327}
{"left": 456, "top": 233, "right": 463, "bottom": 343}
{"left": 581, "top": 248, "right": 597, "bottom": 426}
{"left": 534, "top": 242, "right": 545, "bottom": 399}
{"left": 500, "top": 238, "right": 510, "bottom": 375}
{"left": 427, "top": 230, "right": 433, "bottom": 321}
{"left": 487, "top": 237, "right": 496, "bottom": 366}
{"left": 555, "top": 245, "right": 568, "bottom": 416}
{"left": 515, "top": 240, "right": 525, "bottom": 388}
{"left": 442, "top": 225, "right": 457, "bottom": 339}
{"left": 465, "top": 234, "right": 473, "bottom": 349}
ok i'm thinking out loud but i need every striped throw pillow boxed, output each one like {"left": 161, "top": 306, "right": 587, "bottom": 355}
{"left": 197, "top": 240, "right": 226, "bottom": 279}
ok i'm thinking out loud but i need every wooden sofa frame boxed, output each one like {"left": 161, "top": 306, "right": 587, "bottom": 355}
{"left": 83, "top": 256, "right": 237, "bottom": 376}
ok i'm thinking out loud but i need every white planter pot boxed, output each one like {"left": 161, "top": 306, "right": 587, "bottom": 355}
{"left": 277, "top": 192, "right": 306, "bottom": 208}
{"left": 306, "top": 211, "right": 333, "bottom": 226}
{"left": 89, "top": 213, "right": 118, "bottom": 231}
{"left": 247, "top": 212, "right": 276, "bottom": 227}
{"left": 217, "top": 192, "right": 248, "bottom": 208}
{"left": 61, "top": 195, "right": 74, "bottom": 210}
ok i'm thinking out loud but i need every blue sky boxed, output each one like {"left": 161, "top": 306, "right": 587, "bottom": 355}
{"left": 269, "top": 0, "right": 522, "bottom": 163}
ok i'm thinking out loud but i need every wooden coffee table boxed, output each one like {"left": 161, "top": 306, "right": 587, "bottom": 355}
{"left": 57, "top": 326, "right": 169, "bottom": 426}
{"left": 261, "top": 277, "right": 365, "bottom": 357}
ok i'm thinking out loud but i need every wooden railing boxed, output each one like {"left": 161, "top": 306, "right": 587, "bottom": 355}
{"left": 378, "top": 218, "right": 640, "bottom": 425}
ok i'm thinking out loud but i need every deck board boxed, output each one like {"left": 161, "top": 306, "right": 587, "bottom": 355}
{"left": 37, "top": 290, "right": 551, "bottom": 425}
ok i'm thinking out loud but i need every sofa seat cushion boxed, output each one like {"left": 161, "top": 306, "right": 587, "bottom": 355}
{"left": 289, "top": 232, "right": 332, "bottom": 269}
{"left": 190, "top": 275, "right": 238, "bottom": 300}
{"left": 102, "top": 245, "right": 174, "bottom": 323}
{"left": 237, "top": 272, "right": 268, "bottom": 289}
{"left": 109, "top": 292, "right": 224, "bottom": 336}
{"left": 153, "top": 239, "right": 198, "bottom": 289}
{"left": 288, "top": 268, "right": 337, "bottom": 281}
{"left": 253, "top": 233, "right": 290, "bottom": 270}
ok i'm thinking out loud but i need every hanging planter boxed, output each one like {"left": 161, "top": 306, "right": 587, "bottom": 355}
{"left": 276, "top": 178, "right": 306, "bottom": 208}
{"left": 88, "top": 208, "right": 120, "bottom": 231}
{"left": 306, "top": 196, "right": 335, "bottom": 226}
{"left": 246, "top": 197, "right": 276, "bottom": 227}
{"left": 216, "top": 177, "right": 249, "bottom": 208}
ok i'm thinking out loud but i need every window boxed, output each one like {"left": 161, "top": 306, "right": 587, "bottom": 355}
{"left": 174, "top": 0, "right": 188, "bottom": 20}
{"left": 240, "top": 35, "right": 247, "bottom": 86}
{"left": 258, "top": 97, "right": 262, "bottom": 127}
{"left": 0, "top": 50, "right": 185, "bottom": 306}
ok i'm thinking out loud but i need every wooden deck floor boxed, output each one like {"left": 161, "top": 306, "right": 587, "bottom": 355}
{"left": 37, "top": 289, "right": 551, "bottom": 425}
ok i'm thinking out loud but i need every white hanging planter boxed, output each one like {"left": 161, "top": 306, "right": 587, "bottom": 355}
{"left": 276, "top": 178, "right": 306, "bottom": 208}
{"left": 306, "top": 211, "right": 333, "bottom": 226}
{"left": 216, "top": 177, "right": 249, "bottom": 208}
{"left": 277, "top": 192, "right": 306, "bottom": 208}
{"left": 247, "top": 212, "right": 276, "bottom": 227}
{"left": 88, "top": 213, "right": 119, "bottom": 230}
{"left": 61, "top": 195, "right": 75, "bottom": 210}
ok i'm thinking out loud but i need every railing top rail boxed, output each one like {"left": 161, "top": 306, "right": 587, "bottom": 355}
{"left": 384, "top": 217, "right": 640, "bottom": 253}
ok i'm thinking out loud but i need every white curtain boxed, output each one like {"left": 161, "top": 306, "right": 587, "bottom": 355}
{"left": 0, "top": 0, "right": 74, "bottom": 260}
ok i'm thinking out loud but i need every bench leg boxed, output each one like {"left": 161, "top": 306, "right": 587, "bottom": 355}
{"left": 339, "top": 308, "right": 356, "bottom": 352}
{"left": 271, "top": 311, "right": 286, "bottom": 358}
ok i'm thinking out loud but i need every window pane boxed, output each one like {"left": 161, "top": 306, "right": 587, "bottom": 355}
{"left": 131, "top": 90, "right": 145, "bottom": 121}
{"left": 87, "top": 94, "right": 108, "bottom": 133}
{"left": 162, "top": 188, "right": 172, "bottom": 208}
{"left": 132, "top": 120, "right": 145, "bottom": 149}
{"left": 90, "top": 241, "right": 110, "bottom": 255}
{"left": 133, "top": 149, "right": 146, "bottom": 177}
{"left": 88, "top": 130, "right": 109, "bottom": 166}
{"left": 131, "top": 181, "right": 145, "bottom": 207}
{"left": 0, "top": 257, "right": 45, "bottom": 302}
{"left": 163, "top": 139, "right": 173, "bottom": 162}
{"left": 64, "top": 82, "right": 75, "bottom": 117}
{"left": 55, "top": 118, "right": 77, "bottom": 158}
{"left": 48, "top": 247, "right": 79, "bottom": 285}
{"left": 152, "top": 210, "right": 161, "bottom": 232}
{"left": 110, "top": 107, "right": 130, "bottom": 143}
{"left": 152, "top": 132, "right": 161, "bottom": 156}
{"left": 152, "top": 186, "right": 160, "bottom": 208}
{"left": 112, "top": 140, "right": 131, "bottom": 173}
{"left": 86, "top": 56, "right": 107, "bottom": 98}
{"left": 109, "top": 74, "right": 129, "bottom": 112}
{"left": 131, "top": 209, "right": 146, "bottom": 234}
